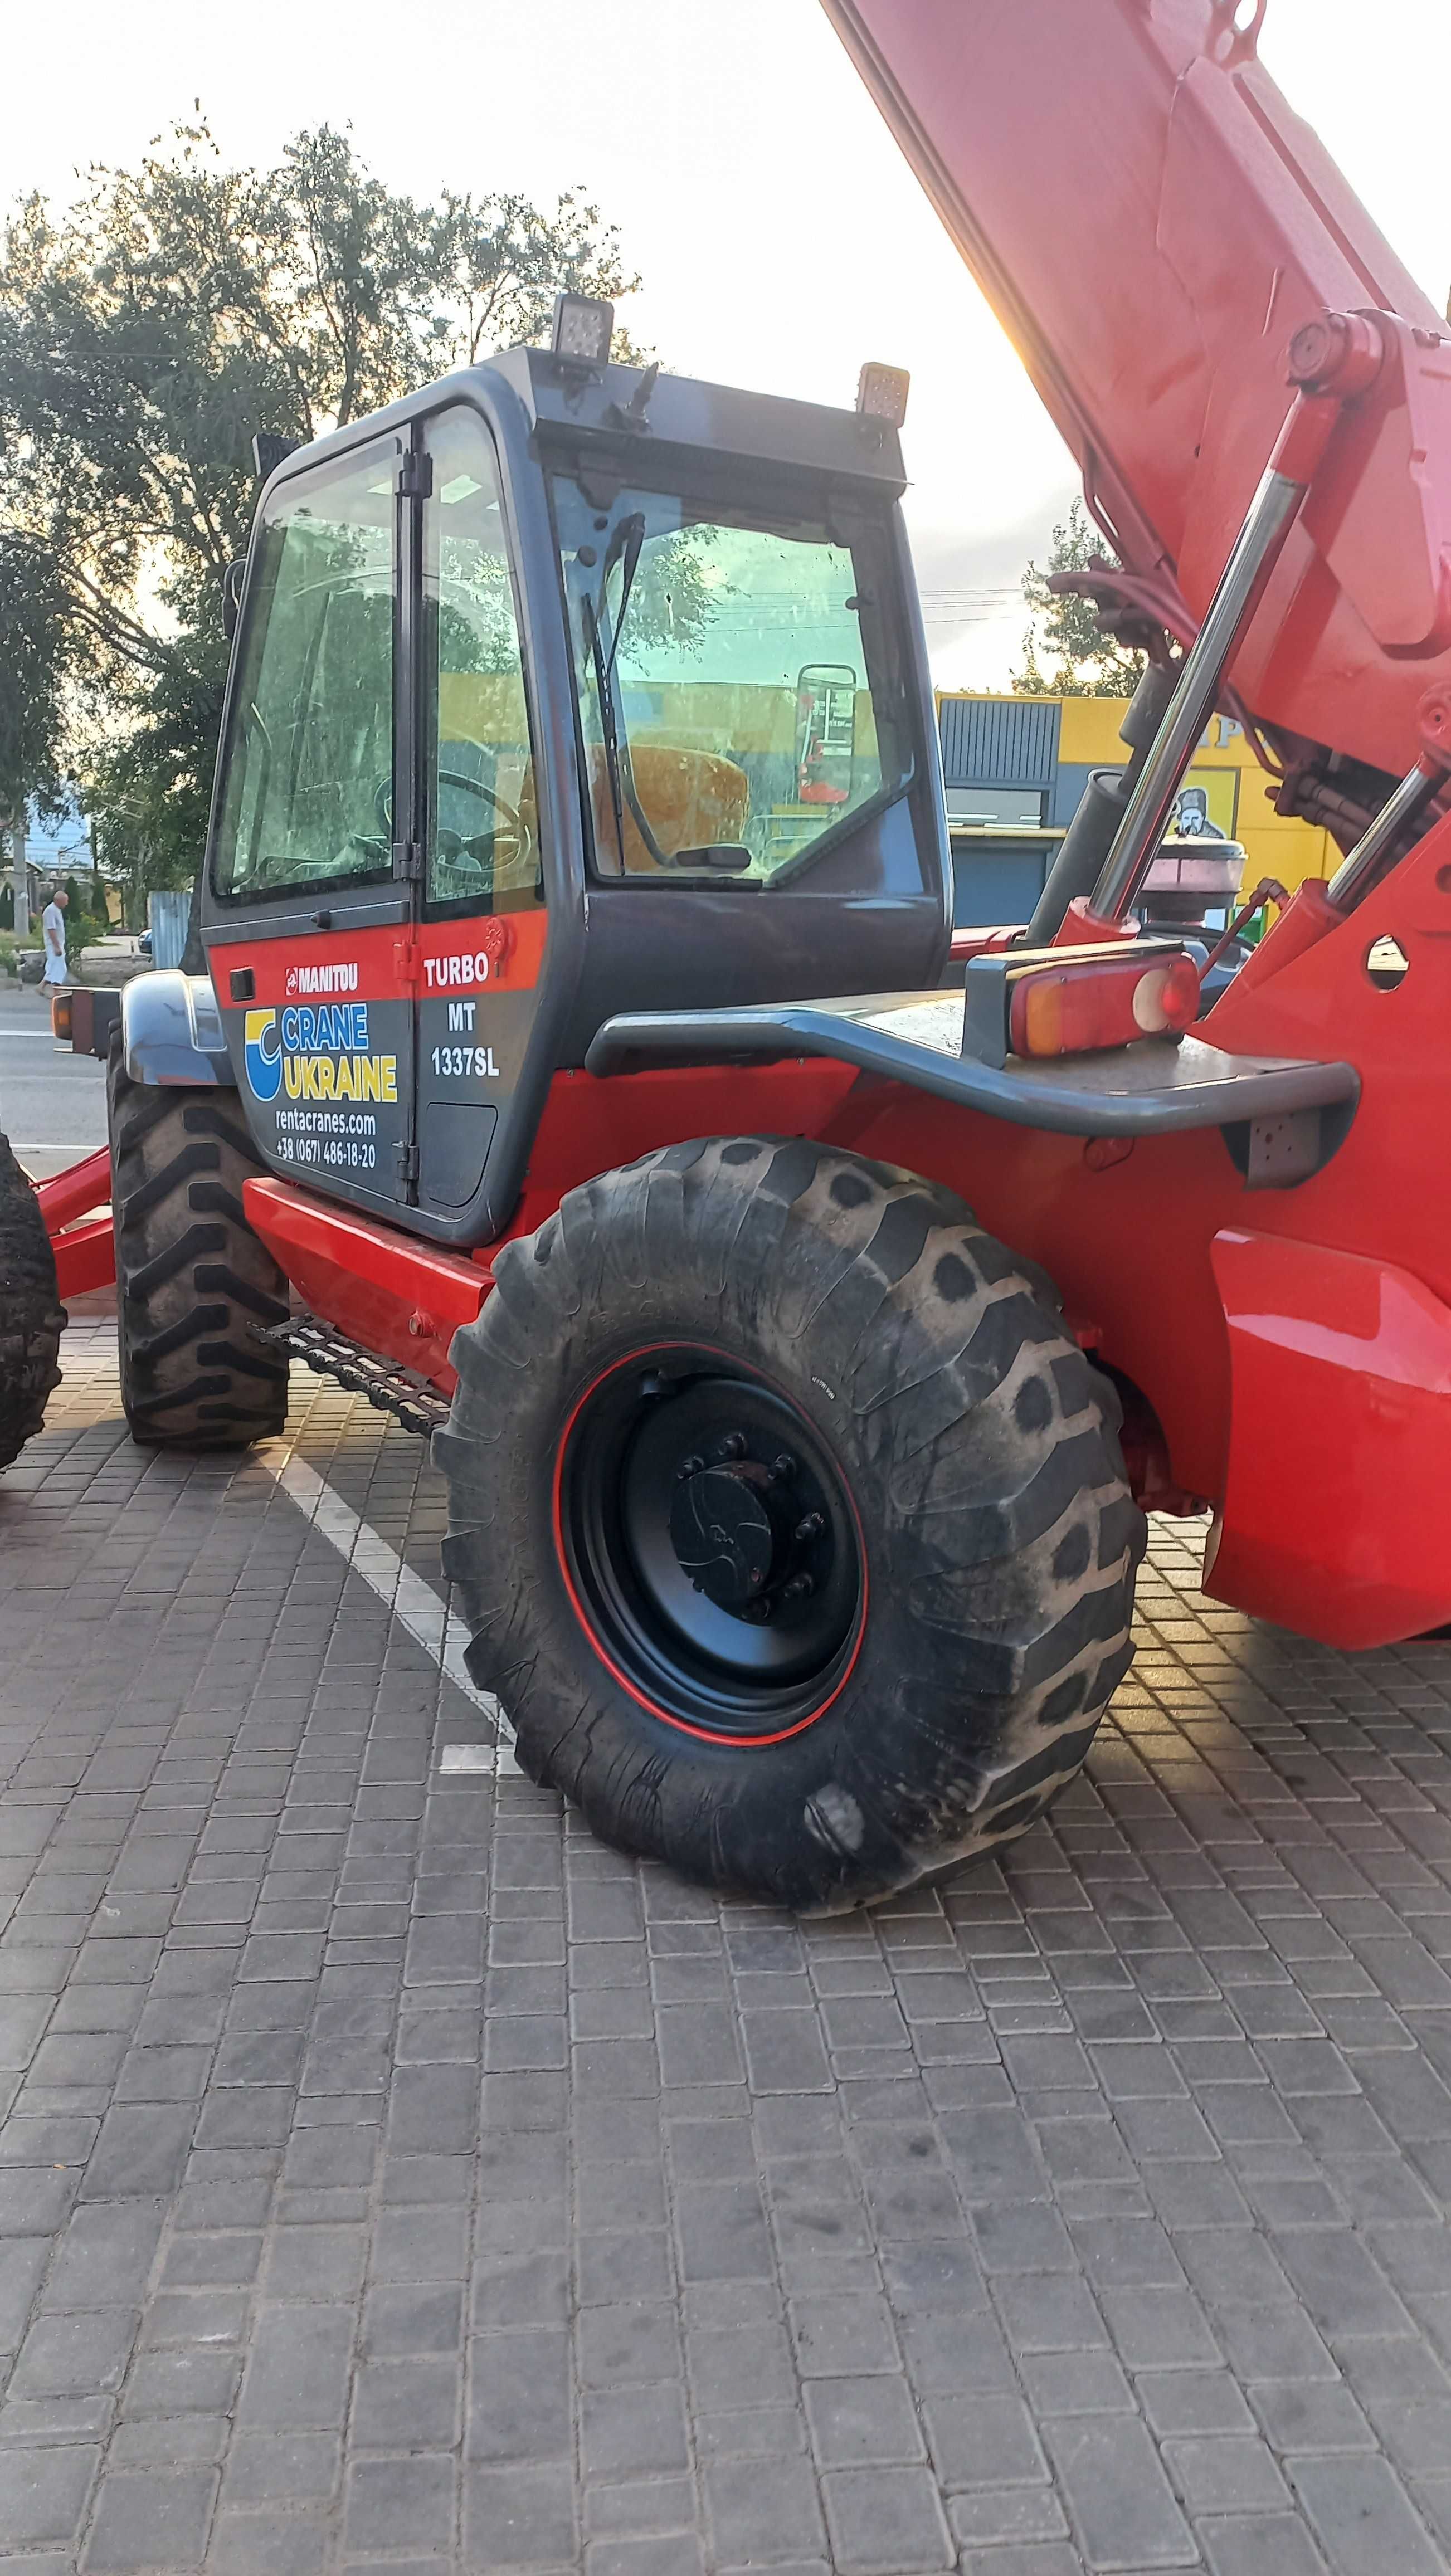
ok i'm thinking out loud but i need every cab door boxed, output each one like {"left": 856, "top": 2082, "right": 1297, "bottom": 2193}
{"left": 205, "top": 432, "right": 419, "bottom": 1219}
{"left": 411, "top": 404, "right": 547, "bottom": 1223}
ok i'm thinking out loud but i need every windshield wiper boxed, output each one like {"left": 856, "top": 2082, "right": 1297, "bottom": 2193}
{"left": 583, "top": 512, "right": 680, "bottom": 873}
{"left": 581, "top": 591, "right": 628, "bottom": 870}
{"left": 602, "top": 514, "right": 645, "bottom": 685}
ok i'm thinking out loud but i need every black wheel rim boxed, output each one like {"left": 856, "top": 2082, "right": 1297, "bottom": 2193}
{"left": 556, "top": 1344, "right": 866, "bottom": 1741}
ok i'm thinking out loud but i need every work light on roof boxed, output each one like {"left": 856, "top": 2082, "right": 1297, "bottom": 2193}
{"left": 552, "top": 293, "right": 615, "bottom": 366}
{"left": 856, "top": 362, "right": 910, "bottom": 426}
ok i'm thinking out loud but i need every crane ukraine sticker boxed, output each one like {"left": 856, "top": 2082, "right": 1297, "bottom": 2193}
{"left": 242, "top": 1006, "right": 397, "bottom": 1105}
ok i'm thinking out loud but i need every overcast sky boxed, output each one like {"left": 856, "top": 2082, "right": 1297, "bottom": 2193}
{"left": 6, "top": 0, "right": 1449, "bottom": 687}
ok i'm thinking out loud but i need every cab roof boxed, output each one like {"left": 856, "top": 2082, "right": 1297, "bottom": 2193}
{"left": 253, "top": 345, "right": 909, "bottom": 523}
{"left": 487, "top": 345, "right": 907, "bottom": 497}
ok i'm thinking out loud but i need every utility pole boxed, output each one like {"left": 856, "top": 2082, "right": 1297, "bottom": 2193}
{"left": 9, "top": 816, "right": 27, "bottom": 941}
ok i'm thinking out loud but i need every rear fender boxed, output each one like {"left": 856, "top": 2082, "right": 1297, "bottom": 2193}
{"left": 1206, "top": 1228, "right": 1451, "bottom": 1648}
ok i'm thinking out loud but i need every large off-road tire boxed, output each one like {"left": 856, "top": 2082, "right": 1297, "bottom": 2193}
{"left": 437, "top": 1136, "right": 1146, "bottom": 1912}
{"left": 0, "top": 1135, "right": 65, "bottom": 1472}
{"left": 108, "top": 1048, "right": 290, "bottom": 1449}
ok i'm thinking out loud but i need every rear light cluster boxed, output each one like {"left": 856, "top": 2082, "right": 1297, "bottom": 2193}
{"left": 962, "top": 938, "right": 1202, "bottom": 1070}
{"left": 1007, "top": 951, "right": 1201, "bottom": 1059}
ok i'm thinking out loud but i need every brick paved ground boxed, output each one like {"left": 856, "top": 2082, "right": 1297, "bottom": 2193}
{"left": 4, "top": 1323, "right": 1451, "bottom": 2573}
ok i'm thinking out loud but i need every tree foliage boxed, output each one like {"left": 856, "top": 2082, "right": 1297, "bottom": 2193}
{"left": 1012, "top": 497, "right": 1145, "bottom": 699}
{"left": 0, "top": 533, "right": 68, "bottom": 835}
{"left": 0, "top": 120, "right": 639, "bottom": 911}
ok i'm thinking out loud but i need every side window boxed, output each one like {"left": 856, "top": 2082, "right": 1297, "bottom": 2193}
{"left": 423, "top": 408, "right": 541, "bottom": 917}
{"left": 212, "top": 440, "right": 396, "bottom": 900}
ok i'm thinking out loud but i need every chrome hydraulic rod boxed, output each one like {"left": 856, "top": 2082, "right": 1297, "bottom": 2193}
{"left": 1089, "top": 314, "right": 1384, "bottom": 929}
{"left": 1089, "top": 466, "right": 1307, "bottom": 923}
{"left": 1326, "top": 762, "right": 1442, "bottom": 912}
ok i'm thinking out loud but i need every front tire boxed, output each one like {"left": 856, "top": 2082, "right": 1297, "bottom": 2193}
{"left": 438, "top": 1137, "right": 1145, "bottom": 1912}
{"left": 0, "top": 1135, "right": 65, "bottom": 1472}
{"left": 109, "top": 1049, "right": 289, "bottom": 1449}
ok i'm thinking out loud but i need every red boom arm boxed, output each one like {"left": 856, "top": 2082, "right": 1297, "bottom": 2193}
{"left": 822, "top": 0, "right": 1451, "bottom": 786}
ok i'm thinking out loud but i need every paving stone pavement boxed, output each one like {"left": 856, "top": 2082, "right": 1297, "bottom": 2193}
{"left": 4, "top": 1321, "right": 1451, "bottom": 2570}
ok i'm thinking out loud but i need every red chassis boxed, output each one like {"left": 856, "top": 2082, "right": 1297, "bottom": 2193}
{"left": 44, "top": 798, "right": 1451, "bottom": 1657}
{"left": 36, "top": 1149, "right": 114, "bottom": 1302}
{"left": 182, "top": 783, "right": 1451, "bottom": 1660}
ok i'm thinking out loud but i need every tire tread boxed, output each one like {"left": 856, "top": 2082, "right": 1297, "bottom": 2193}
{"left": 109, "top": 1047, "right": 289, "bottom": 1450}
{"left": 441, "top": 1134, "right": 1145, "bottom": 1909}
{"left": 0, "top": 1135, "right": 66, "bottom": 1471}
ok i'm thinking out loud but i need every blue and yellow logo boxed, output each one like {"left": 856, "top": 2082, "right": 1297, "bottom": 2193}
{"left": 242, "top": 1002, "right": 396, "bottom": 1105}
{"left": 244, "top": 1009, "right": 283, "bottom": 1101}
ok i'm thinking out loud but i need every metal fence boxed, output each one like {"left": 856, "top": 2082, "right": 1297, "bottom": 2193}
{"left": 146, "top": 890, "right": 191, "bottom": 972}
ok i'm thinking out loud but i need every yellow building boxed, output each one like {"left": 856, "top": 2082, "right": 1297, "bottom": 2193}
{"left": 937, "top": 692, "right": 1333, "bottom": 926}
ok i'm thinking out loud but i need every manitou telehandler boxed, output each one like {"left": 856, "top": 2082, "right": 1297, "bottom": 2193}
{"left": 5, "top": 0, "right": 1451, "bottom": 1911}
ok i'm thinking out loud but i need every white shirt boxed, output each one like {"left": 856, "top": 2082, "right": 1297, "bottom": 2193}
{"left": 41, "top": 902, "right": 67, "bottom": 984}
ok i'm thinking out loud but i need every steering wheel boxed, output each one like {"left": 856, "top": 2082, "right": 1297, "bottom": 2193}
{"left": 372, "top": 768, "right": 533, "bottom": 892}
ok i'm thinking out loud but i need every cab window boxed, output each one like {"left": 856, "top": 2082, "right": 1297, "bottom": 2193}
{"left": 211, "top": 440, "right": 395, "bottom": 901}
{"left": 552, "top": 472, "right": 910, "bottom": 882}
{"left": 423, "top": 407, "right": 540, "bottom": 918}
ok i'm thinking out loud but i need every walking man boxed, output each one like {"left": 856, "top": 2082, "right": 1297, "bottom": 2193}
{"left": 40, "top": 887, "right": 68, "bottom": 993}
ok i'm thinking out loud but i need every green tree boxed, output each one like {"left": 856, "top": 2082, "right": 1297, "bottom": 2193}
{"left": 0, "top": 531, "right": 68, "bottom": 850}
{"left": 0, "top": 121, "right": 639, "bottom": 916}
{"left": 1012, "top": 498, "right": 1145, "bottom": 698}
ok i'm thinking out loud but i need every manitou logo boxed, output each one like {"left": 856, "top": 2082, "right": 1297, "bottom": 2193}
{"left": 285, "top": 962, "right": 359, "bottom": 997}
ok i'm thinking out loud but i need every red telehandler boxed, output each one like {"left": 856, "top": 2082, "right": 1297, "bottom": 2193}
{"left": 4, "top": 0, "right": 1450, "bottom": 1911}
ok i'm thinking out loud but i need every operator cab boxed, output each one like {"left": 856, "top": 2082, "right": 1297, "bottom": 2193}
{"left": 200, "top": 303, "right": 950, "bottom": 1245}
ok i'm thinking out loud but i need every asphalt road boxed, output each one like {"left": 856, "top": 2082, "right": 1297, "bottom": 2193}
{"left": 0, "top": 988, "right": 109, "bottom": 1179}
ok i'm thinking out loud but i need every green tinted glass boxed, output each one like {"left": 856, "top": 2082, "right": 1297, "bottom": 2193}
{"left": 212, "top": 441, "right": 395, "bottom": 900}
{"left": 424, "top": 408, "right": 540, "bottom": 916}
{"left": 552, "top": 476, "right": 908, "bottom": 881}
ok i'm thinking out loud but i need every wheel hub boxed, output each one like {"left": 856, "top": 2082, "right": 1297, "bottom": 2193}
{"left": 556, "top": 1346, "right": 866, "bottom": 1738}
{"left": 668, "top": 1461, "right": 774, "bottom": 1610}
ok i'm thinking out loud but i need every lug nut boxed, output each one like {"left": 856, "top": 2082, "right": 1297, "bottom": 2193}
{"left": 675, "top": 1455, "right": 704, "bottom": 1482}
{"left": 782, "top": 1573, "right": 815, "bottom": 1601}
{"left": 719, "top": 1432, "right": 748, "bottom": 1460}
{"left": 795, "top": 1511, "right": 824, "bottom": 1541}
{"left": 743, "top": 1599, "right": 773, "bottom": 1623}
{"left": 768, "top": 1452, "right": 796, "bottom": 1482}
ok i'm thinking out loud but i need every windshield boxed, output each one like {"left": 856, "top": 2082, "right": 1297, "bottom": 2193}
{"left": 552, "top": 470, "right": 911, "bottom": 882}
